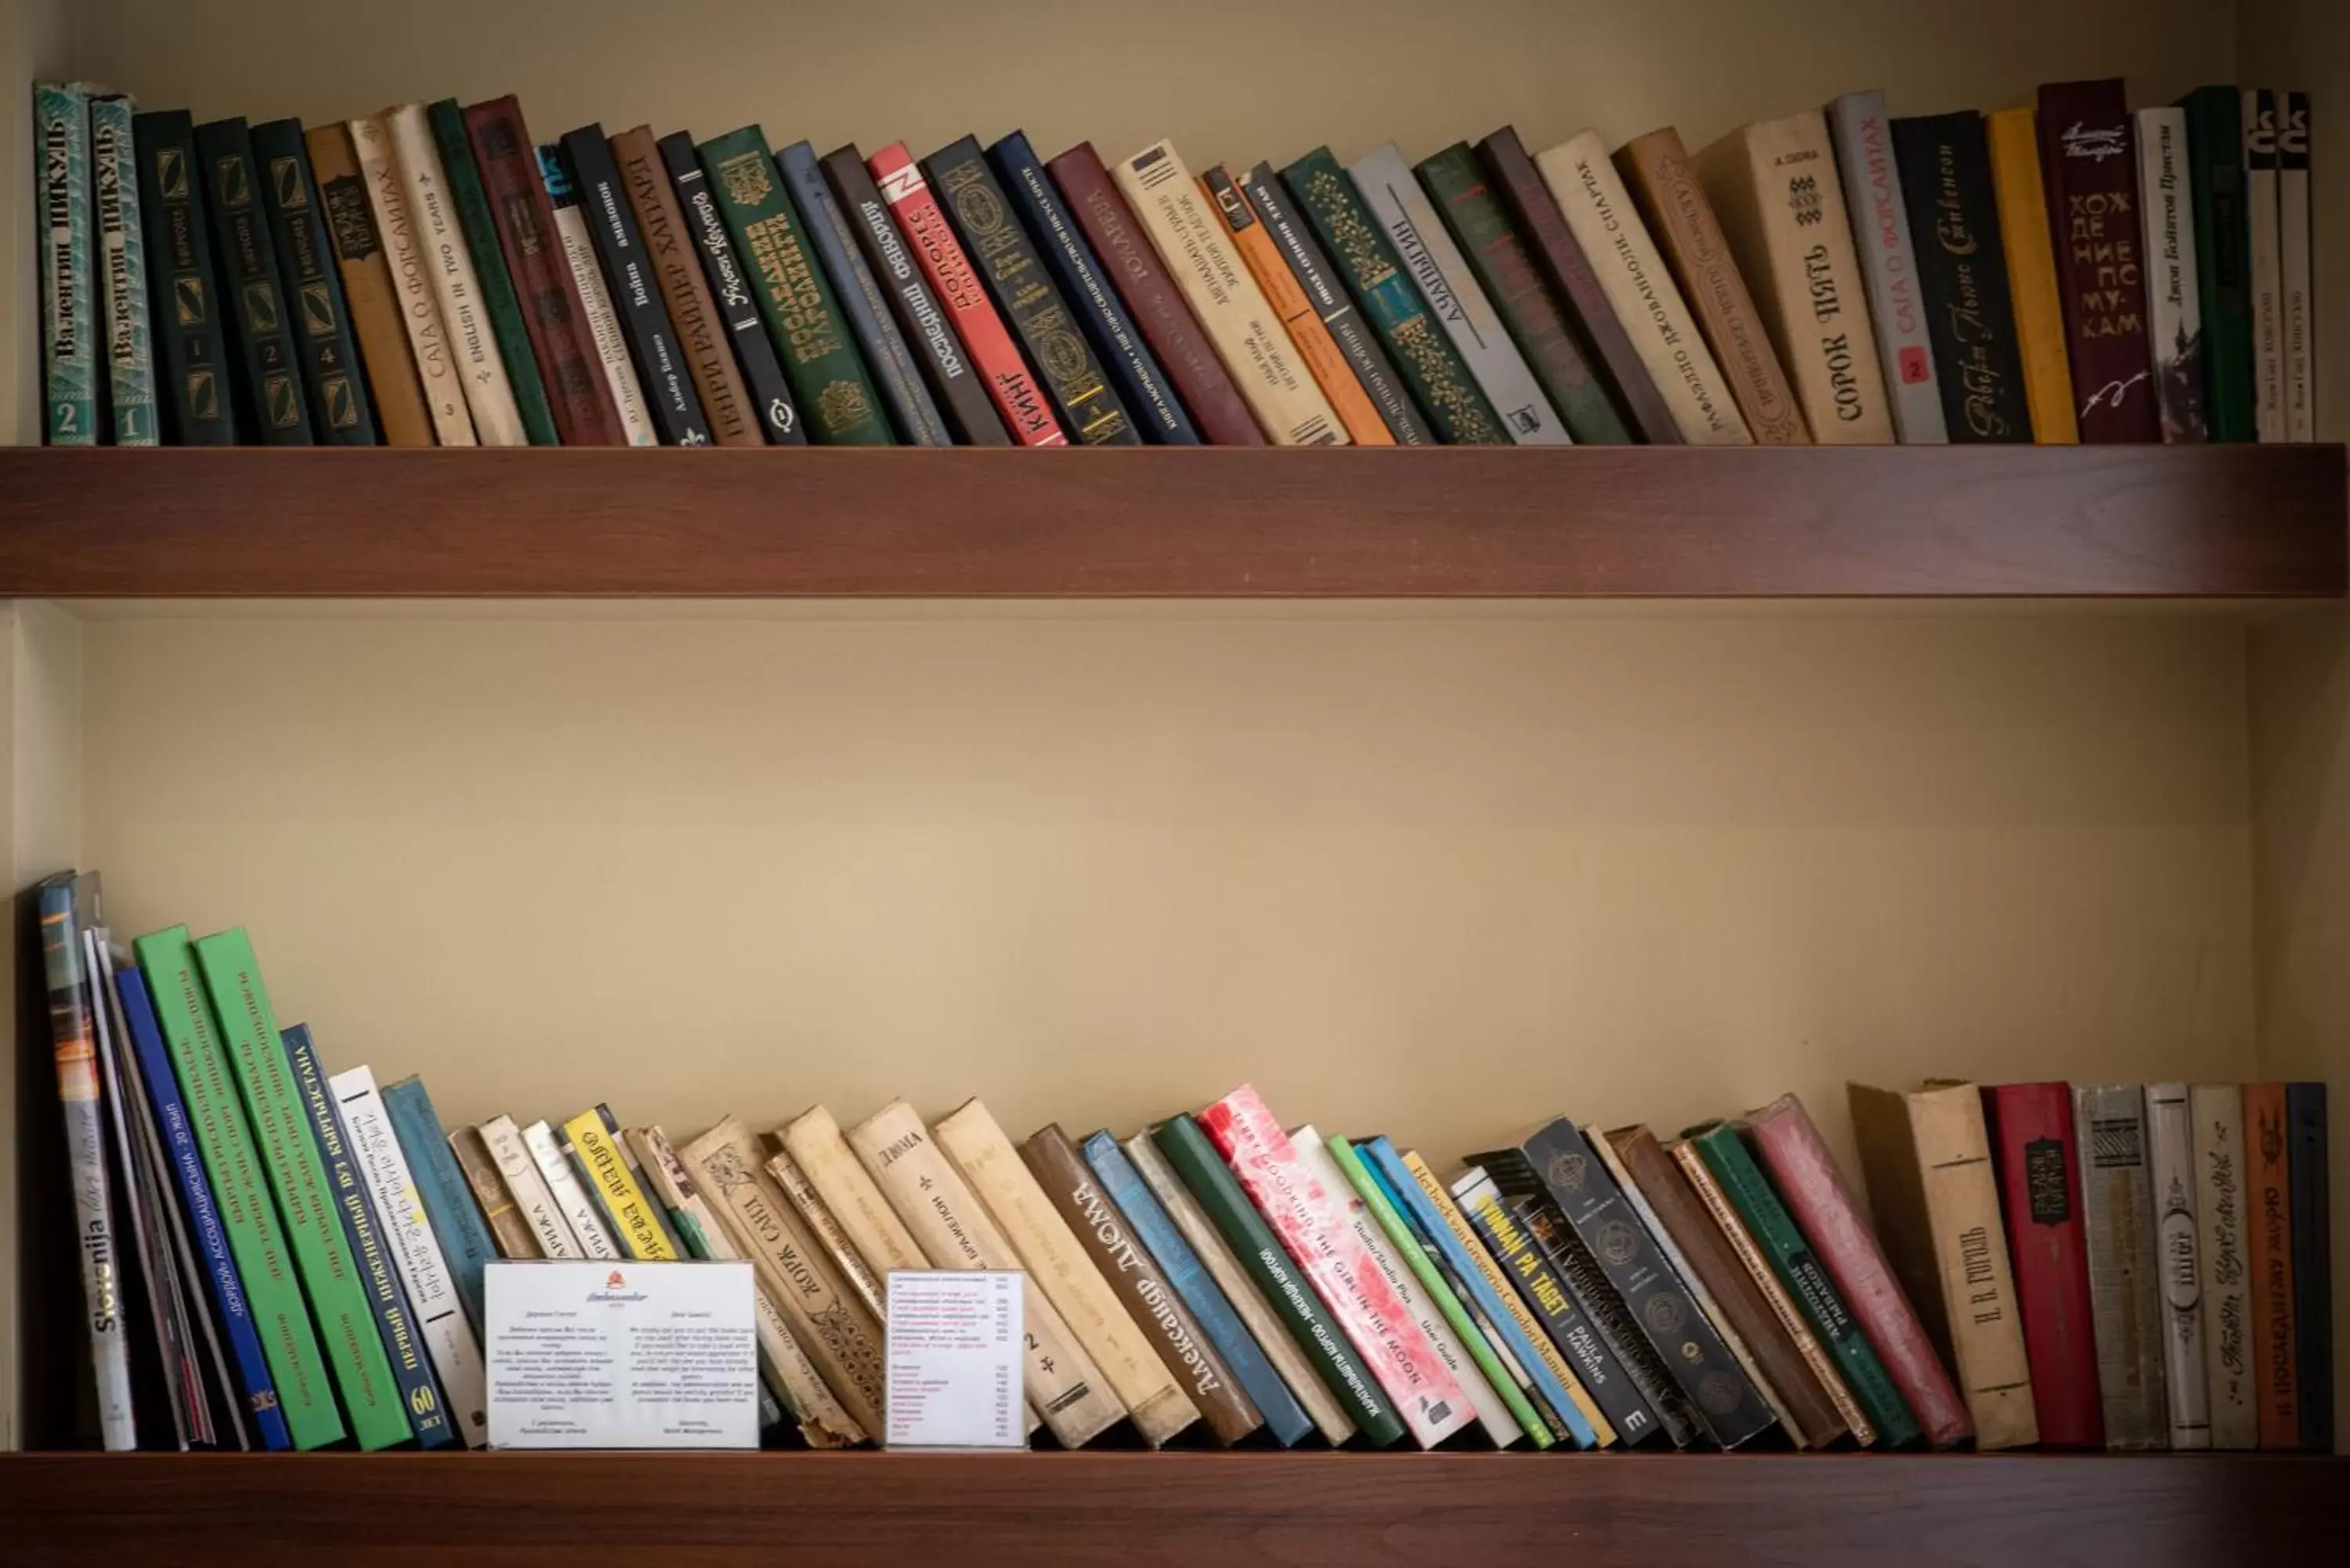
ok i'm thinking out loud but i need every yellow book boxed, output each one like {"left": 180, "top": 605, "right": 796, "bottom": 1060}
{"left": 1985, "top": 108, "right": 2079, "bottom": 444}
{"left": 562, "top": 1108, "right": 678, "bottom": 1260}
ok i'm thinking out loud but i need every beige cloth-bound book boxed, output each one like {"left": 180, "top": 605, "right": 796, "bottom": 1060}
{"left": 347, "top": 114, "right": 475, "bottom": 445}
{"left": 765, "top": 1145, "right": 888, "bottom": 1325}
{"left": 778, "top": 1104, "right": 930, "bottom": 1292}
{"left": 381, "top": 102, "right": 528, "bottom": 444}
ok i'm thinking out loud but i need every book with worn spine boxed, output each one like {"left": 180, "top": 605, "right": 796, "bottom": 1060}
{"left": 2036, "top": 81, "right": 2159, "bottom": 442}
{"left": 134, "top": 110, "right": 239, "bottom": 443}
{"left": 1985, "top": 107, "right": 2078, "bottom": 442}
{"left": 2073, "top": 1085, "right": 2168, "bottom": 1448}
{"left": 2279, "top": 92, "right": 2312, "bottom": 443}
{"left": 448, "top": 1125, "right": 542, "bottom": 1261}
{"left": 763, "top": 1144, "right": 888, "bottom": 1325}
{"left": 426, "top": 100, "right": 555, "bottom": 443}
{"left": 663, "top": 132, "right": 804, "bottom": 443}
{"left": 88, "top": 92, "right": 157, "bottom": 444}
{"left": 1983, "top": 1082, "right": 2101, "bottom": 1446}
{"left": 2177, "top": 87, "right": 2254, "bottom": 440}
{"left": 2191, "top": 1083, "right": 2258, "bottom": 1446}
{"left": 522, "top": 1118, "right": 620, "bottom": 1258}
{"left": 479, "top": 1115, "right": 579, "bottom": 1258}
{"left": 36, "top": 85, "right": 97, "bottom": 443}
{"left": 2244, "top": 89, "right": 2286, "bottom": 442}
{"left": 2284, "top": 1082, "right": 2329, "bottom": 1451}
{"left": 351, "top": 114, "right": 474, "bottom": 443}
{"left": 539, "top": 141, "right": 654, "bottom": 443}
{"left": 2243, "top": 1083, "right": 2298, "bottom": 1447}
{"left": 561, "top": 125, "right": 710, "bottom": 445}
{"left": 2144, "top": 1083, "right": 2211, "bottom": 1448}
{"left": 778, "top": 1104, "right": 931, "bottom": 1288}
{"left": 1826, "top": 91, "right": 1946, "bottom": 442}
{"left": 384, "top": 104, "right": 526, "bottom": 444}
{"left": 249, "top": 118, "right": 377, "bottom": 443}
{"left": 195, "top": 117, "right": 313, "bottom": 443}
{"left": 1889, "top": 112, "right": 2031, "bottom": 443}
{"left": 614, "top": 126, "right": 760, "bottom": 445}
{"left": 2134, "top": 107, "right": 2208, "bottom": 443}
{"left": 305, "top": 123, "right": 431, "bottom": 445}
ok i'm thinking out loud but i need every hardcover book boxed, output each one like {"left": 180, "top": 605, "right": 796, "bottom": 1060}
{"left": 2144, "top": 1083, "right": 2212, "bottom": 1448}
{"left": 2283, "top": 1083, "right": 2330, "bottom": 1451}
{"left": 2177, "top": 87, "right": 2255, "bottom": 440}
{"left": 382, "top": 1077, "right": 499, "bottom": 1333}
{"left": 350, "top": 114, "right": 475, "bottom": 444}
{"left": 2243, "top": 1082, "right": 2298, "bottom": 1446}
{"left": 764, "top": 1146, "right": 888, "bottom": 1325}
{"left": 778, "top": 1104, "right": 931, "bottom": 1285}
{"left": 2244, "top": 89, "right": 2285, "bottom": 442}
{"left": 479, "top": 1115, "right": 580, "bottom": 1258}
{"left": 2191, "top": 1083, "right": 2258, "bottom": 1446}
{"left": 2037, "top": 81, "right": 2160, "bottom": 442}
{"left": 539, "top": 141, "right": 655, "bottom": 443}
{"left": 663, "top": 132, "right": 804, "bottom": 443}
{"left": 193, "top": 117, "right": 313, "bottom": 443}
{"left": 36, "top": 84, "right": 96, "bottom": 443}
{"left": 385, "top": 103, "right": 527, "bottom": 443}
{"left": 2073, "top": 1085, "right": 2169, "bottom": 1448}
{"left": 428, "top": 100, "right": 555, "bottom": 444}
{"left": 1984, "top": 107, "right": 2079, "bottom": 442}
{"left": 305, "top": 123, "right": 431, "bottom": 445}
{"left": 561, "top": 125, "right": 711, "bottom": 445}
{"left": 1889, "top": 112, "right": 2033, "bottom": 442}
{"left": 133, "top": 110, "right": 239, "bottom": 443}
{"left": 522, "top": 1118, "right": 620, "bottom": 1259}
{"left": 615, "top": 126, "right": 761, "bottom": 445}
{"left": 2278, "top": 92, "right": 2312, "bottom": 443}
{"left": 249, "top": 119, "right": 377, "bottom": 444}
{"left": 45, "top": 882, "right": 133, "bottom": 1443}
{"left": 2133, "top": 107, "right": 2208, "bottom": 442}
{"left": 88, "top": 92, "right": 157, "bottom": 445}
{"left": 449, "top": 1124, "right": 543, "bottom": 1261}
{"left": 1984, "top": 1082, "right": 2102, "bottom": 1445}
{"left": 1826, "top": 90, "right": 1947, "bottom": 442}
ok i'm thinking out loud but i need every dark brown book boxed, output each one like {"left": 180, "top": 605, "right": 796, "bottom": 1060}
{"left": 1045, "top": 142, "right": 1264, "bottom": 446}
{"left": 1019, "top": 1122, "right": 1263, "bottom": 1446}
{"left": 609, "top": 125, "right": 760, "bottom": 446}
{"left": 1475, "top": 126, "right": 1681, "bottom": 443}
{"left": 461, "top": 96, "right": 623, "bottom": 445}
{"left": 2035, "top": 79, "right": 2160, "bottom": 443}
{"left": 1604, "top": 1124, "right": 1847, "bottom": 1449}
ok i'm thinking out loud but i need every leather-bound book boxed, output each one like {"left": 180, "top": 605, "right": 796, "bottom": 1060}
{"left": 1984, "top": 1081, "right": 2103, "bottom": 1445}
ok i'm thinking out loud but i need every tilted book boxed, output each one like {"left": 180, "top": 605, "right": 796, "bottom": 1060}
{"left": 539, "top": 141, "right": 655, "bottom": 444}
{"left": 1847, "top": 1081, "right": 2037, "bottom": 1449}
{"left": 479, "top": 1115, "right": 579, "bottom": 1257}
{"left": 350, "top": 114, "right": 476, "bottom": 444}
{"left": 616, "top": 125, "right": 761, "bottom": 445}
{"left": 448, "top": 1125, "right": 543, "bottom": 1260}
{"left": 35, "top": 85, "right": 96, "bottom": 443}
{"left": 778, "top": 1104, "right": 931, "bottom": 1286}
{"left": 2145, "top": 1083, "right": 2212, "bottom": 1448}
{"left": 2243, "top": 1083, "right": 2298, "bottom": 1446}
{"left": 2191, "top": 1083, "right": 2258, "bottom": 1446}
{"left": 45, "top": 882, "right": 133, "bottom": 1444}
{"left": 1889, "top": 112, "right": 2032, "bottom": 443}
{"left": 1983, "top": 108, "right": 2078, "bottom": 442}
{"left": 385, "top": 103, "right": 527, "bottom": 443}
{"left": 2284, "top": 1084, "right": 2330, "bottom": 1451}
{"left": 133, "top": 110, "right": 239, "bottom": 443}
{"left": 2243, "top": 89, "right": 2286, "bottom": 442}
{"left": 2177, "top": 88, "right": 2255, "bottom": 440}
{"left": 428, "top": 101, "right": 555, "bottom": 444}
{"left": 2036, "top": 80, "right": 2160, "bottom": 442}
{"left": 2073, "top": 1085, "right": 2169, "bottom": 1448}
{"left": 1826, "top": 90, "right": 1946, "bottom": 442}
{"left": 1983, "top": 1082, "right": 2101, "bottom": 1445}
{"left": 2278, "top": 92, "right": 2312, "bottom": 443}
{"left": 376, "top": 1080, "right": 498, "bottom": 1346}
{"left": 561, "top": 124, "right": 710, "bottom": 445}
{"left": 195, "top": 117, "right": 313, "bottom": 443}
{"left": 668, "top": 132, "right": 804, "bottom": 443}
{"left": 2133, "top": 107, "right": 2208, "bottom": 443}
{"left": 305, "top": 123, "right": 432, "bottom": 446}
{"left": 522, "top": 1118, "right": 619, "bottom": 1258}
{"left": 765, "top": 1147, "right": 889, "bottom": 1325}
{"left": 563, "top": 1107, "right": 678, "bottom": 1260}
{"left": 88, "top": 92, "right": 157, "bottom": 445}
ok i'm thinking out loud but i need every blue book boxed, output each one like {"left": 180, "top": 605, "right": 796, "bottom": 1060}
{"left": 1080, "top": 1129, "right": 1314, "bottom": 1447}
{"left": 989, "top": 131, "right": 1199, "bottom": 445}
{"left": 381, "top": 1076, "right": 497, "bottom": 1337}
{"left": 114, "top": 965, "right": 291, "bottom": 1451}
{"left": 775, "top": 141, "right": 950, "bottom": 446}
{"left": 282, "top": 1027, "right": 453, "bottom": 1447}
{"left": 1361, "top": 1136, "right": 1600, "bottom": 1448}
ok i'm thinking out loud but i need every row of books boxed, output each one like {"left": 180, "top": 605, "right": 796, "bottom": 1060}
{"left": 32, "top": 78, "right": 2314, "bottom": 454}
{"left": 38, "top": 872, "right": 2333, "bottom": 1454}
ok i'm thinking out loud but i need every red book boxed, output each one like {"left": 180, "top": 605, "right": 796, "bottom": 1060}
{"left": 461, "top": 96, "right": 623, "bottom": 445}
{"left": 865, "top": 143, "right": 1061, "bottom": 447}
{"left": 2244, "top": 1082, "right": 2300, "bottom": 1447}
{"left": 1744, "top": 1093, "right": 1975, "bottom": 1448}
{"left": 1983, "top": 1082, "right": 2102, "bottom": 1446}
{"left": 2035, "top": 78, "right": 2160, "bottom": 443}
{"left": 1044, "top": 143, "right": 1264, "bottom": 446}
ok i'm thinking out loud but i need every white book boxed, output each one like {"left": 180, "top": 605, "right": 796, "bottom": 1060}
{"left": 2244, "top": 90, "right": 2287, "bottom": 442}
{"left": 521, "top": 1118, "right": 620, "bottom": 1259}
{"left": 2279, "top": 91, "right": 2313, "bottom": 443}
{"left": 329, "top": 1064, "right": 489, "bottom": 1448}
{"left": 1826, "top": 91, "right": 1945, "bottom": 443}
{"left": 2135, "top": 108, "right": 2208, "bottom": 443}
{"left": 1113, "top": 139, "right": 1346, "bottom": 446}
{"left": 479, "top": 1115, "right": 579, "bottom": 1259}
{"left": 1290, "top": 1125, "right": 1520, "bottom": 1447}
{"left": 547, "top": 185, "right": 655, "bottom": 446}
{"left": 1348, "top": 143, "right": 1569, "bottom": 444}
{"left": 381, "top": 103, "right": 525, "bottom": 444}
{"left": 1536, "top": 129, "right": 1752, "bottom": 444}
{"left": 2146, "top": 1083, "right": 2211, "bottom": 1449}
{"left": 348, "top": 114, "right": 475, "bottom": 446}
{"left": 2189, "top": 1083, "right": 2257, "bottom": 1447}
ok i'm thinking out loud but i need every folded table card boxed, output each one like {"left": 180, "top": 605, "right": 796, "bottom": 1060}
{"left": 885, "top": 1269, "right": 1026, "bottom": 1450}
{"left": 486, "top": 1259, "right": 759, "bottom": 1449}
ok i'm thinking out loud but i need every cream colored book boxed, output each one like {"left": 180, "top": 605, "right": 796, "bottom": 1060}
{"left": 1123, "top": 1130, "right": 1357, "bottom": 1447}
{"left": 1693, "top": 110, "right": 1896, "bottom": 444}
{"left": 778, "top": 1105, "right": 928, "bottom": 1295}
{"left": 679, "top": 1115, "right": 887, "bottom": 1440}
{"left": 479, "top": 1115, "right": 579, "bottom": 1259}
{"left": 765, "top": 1146, "right": 888, "bottom": 1324}
{"left": 521, "top": 1118, "right": 619, "bottom": 1259}
{"left": 1113, "top": 139, "right": 1346, "bottom": 446}
{"left": 1535, "top": 129, "right": 1750, "bottom": 445}
{"left": 632, "top": 1125, "right": 860, "bottom": 1447}
{"left": 2190, "top": 1083, "right": 2257, "bottom": 1447}
{"left": 447, "top": 1125, "right": 543, "bottom": 1260}
{"left": 347, "top": 114, "right": 474, "bottom": 445}
{"left": 548, "top": 192, "right": 655, "bottom": 446}
{"left": 933, "top": 1098, "right": 1199, "bottom": 1448}
{"left": 846, "top": 1098, "right": 1126, "bottom": 1447}
{"left": 381, "top": 103, "right": 527, "bottom": 445}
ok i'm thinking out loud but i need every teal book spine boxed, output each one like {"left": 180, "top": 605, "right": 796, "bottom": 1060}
{"left": 36, "top": 83, "right": 97, "bottom": 443}
{"left": 381, "top": 1075, "right": 498, "bottom": 1336}
{"left": 248, "top": 118, "right": 379, "bottom": 443}
{"left": 2178, "top": 85, "right": 2255, "bottom": 442}
{"left": 428, "top": 99, "right": 557, "bottom": 443}
{"left": 89, "top": 92, "right": 157, "bottom": 444}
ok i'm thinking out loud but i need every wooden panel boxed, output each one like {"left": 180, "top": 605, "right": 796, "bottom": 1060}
{"left": 0, "top": 446, "right": 2339, "bottom": 598}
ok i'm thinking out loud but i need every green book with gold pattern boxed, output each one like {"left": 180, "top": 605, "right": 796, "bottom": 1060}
{"left": 695, "top": 125, "right": 890, "bottom": 444}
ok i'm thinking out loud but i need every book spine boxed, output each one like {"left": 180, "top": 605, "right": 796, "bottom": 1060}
{"left": 249, "top": 118, "right": 378, "bottom": 443}
{"left": 2244, "top": 1082, "right": 2298, "bottom": 1446}
{"left": 1985, "top": 1082, "right": 2103, "bottom": 1444}
{"left": 305, "top": 124, "right": 432, "bottom": 446}
{"left": 133, "top": 924, "right": 340, "bottom": 1448}
{"left": 133, "top": 110, "right": 238, "bottom": 443}
{"left": 1616, "top": 125, "right": 1807, "bottom": 443}
{"left": 2192, "top": 1084, "right": 2258, "bottom": 1446}
{"left": 1047, "top": 143, "right": 1264, "bottom": 445}
{"left": 194, "top": 117, "right": 313, "bottom": 443}
{"left": 1117, "top": 140, "right": 1346, "bottom": 446}
{"left": 2135, "top": 107, "right": 2209, "bottom": 443}
{"left": 42, "top": 887, "right": 132, "bottom": 1443}
{"left": 2038, "top": 81, "right": 2160, "bottom": 441}
{"left": 561, "top": 1107, "right": 678, "bottom": 1259}
{"left": 448, "top": 1125, "right": 543, "bottom": 1260}
{"left": 1531, "top": 131, "right": 1750, "bottom": 444}
{"left": 191, "top": 928, "right": 405, "bottom": 1447}
{"left": 847, "top": 1099, "right": 1124, "bottom": 1446}
{"left": 2244, "top": 89, "right": 2286, "bottom": 442}
{"left": 2073, "top": 1086, "right": 2170, "bottom": 1447}
{"left": 540, "top": 143, "right": 656, "bottom": 444}
{"left": 465, "top": 98, "right": 622, "bottom": 444}
{"left": 35, "top": 85, "right": 96, "bottom": 443}
{"left": 2284, "top": 1083, "right": 2330, "bottom": 1451}
{"left": 777, "top": 1104, "right": 930, "bottom": 1279}
{"left": 1827, "top": 92, "right": 1946, "bottom": 441}
{"left": 351, "top": 115, "right": 476, "bottom": 444}
{"left": 1984, "top": 108, "right": 2079, "bottom": 442}
{"left": 777, "top": 140, "right": 949, "bottom": 445}
{"left": 88, "top": 94, "right": 156, "bottom": 444}
{"left": 426, "top": 101, "right": 555, "bottom": 443}
{"left": 764, "top": 1146, "right": 888, "bottom": 1324}
{"left": 282, "top": 1026, "right": 453, "bottom": 1447}
{"left": 1889, "top": 112, "right": 2033, "bottom": 443}
{"left": 376, "top": 1077, "right": 498, "bottom": 1342}
{"left": 611, "top": 126, "right": 759, "bottom": 445}
{"left": 992, "top": 131, "right": 1198, "bottom": 443}
{"left": 2146, "top": 1083, "right": 2213, "bottom": 1448}
{"left": 560, "top": 125, "right": 710, "bottom": 444}
{"left": 2178, "top": 87, "right": 2254, "bottom": 440}
{"left": 385, "top": 104, "right": 526, "bottom": 443}
{"left": 1415, "top": 142, "right": 1630, "bottom": 443}
{"left": 2278, "top": 92, "right": 2313, "bottom": 442}
{"left": 479, "top": 1115, "right": 578, "bottom": 1258}
{"left": 521, "top": 1118, "right": 620, "bottom": 1259}
{"left": 663, "top": 133, "right": 805, "bottom": 443}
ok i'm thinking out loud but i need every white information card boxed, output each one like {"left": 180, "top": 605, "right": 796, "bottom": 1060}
{"left": 486, "top": 1260, "right": 760, "bottom": 1449}
{"left": 884, "top": 1269, "right": 1025, "bottom": 1449}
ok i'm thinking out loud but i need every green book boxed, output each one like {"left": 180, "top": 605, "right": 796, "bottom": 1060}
{"left": 1278, "top": 146, "right": 1506, "bottom": 444}
{"left": 1412, "top": 143, "right": 1632, "bottom": 444}
{"left": 1328, "top": 1135, "right": 1553, "bottom": 1448}
{"left": 2178, "top": 85, "right": 2255, "bottom": 442}
{"left": 427, "top": 99, "right": 558, "bottom": 444}
{"left": 133, "top": 925, "right": 343, "bottom": 1450}
{"left": 695, "top": 125, "right": 890, "bottom": 445}
{"left": 193, "top": 927, "right": 410, "bottom": 1450}
{"left": 1150, "top": 1113, "right": 1406, "bottom": 1447}
{"left": 1684, "top": 1119, "right": 1919, "bottom": 1447}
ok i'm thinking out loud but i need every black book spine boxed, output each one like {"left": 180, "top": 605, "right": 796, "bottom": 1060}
{"left": 818, "top": 144, "right": 1007, "bottom": 446}
{"left": 191, "top": 117, "right": 312, "bottom": 443}
{"left": 1890, "top": 113, "right": 2032, "bottom": 443}
{"left": 656, "top": 132, "right": 803, "bottom": 444}
{"left": 132, "top": 110, "right": 238, "bottom": 443}
{"left": 248, "top": 119, "right": 378, "bottom": 444}
{"left": 559, "top": 125, "right": 710, "bottom": 445}
{"left": 1513, "top": 1193, "right": 1697, "bottom": 1447}
{"left": 922, "top": 135, "right": 1139, "bottom": 445}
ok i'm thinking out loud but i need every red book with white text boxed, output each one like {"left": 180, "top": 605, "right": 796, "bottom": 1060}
{"left": 1197, "top": 1085, "right": 1473, "bottom": 1448}
{"left": 1983, "top": 1082, "right": 2103, "bottom": 1446}
{"left": 865, "top": 142, "right": 1061, "bottom": 446}
{"left": 1744, "top": 1093, "right": 1975, "bottom": 1447}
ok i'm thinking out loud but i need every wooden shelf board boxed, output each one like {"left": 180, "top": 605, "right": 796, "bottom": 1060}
{"left": 0, "top": 446, "right": 2340, "bottom": 598}
{"left": 0, "top": 1451, "right": 2341, "bottom": 1566}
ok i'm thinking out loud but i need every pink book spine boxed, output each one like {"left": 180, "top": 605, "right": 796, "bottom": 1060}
{"left": 1198, "top": 1084, "right": 1472, "bottom": 1447}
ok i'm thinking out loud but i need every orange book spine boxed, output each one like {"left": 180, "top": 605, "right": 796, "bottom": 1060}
{"left": 1985, "top": 109, "right": 2078, "bottom": 444}
{"left": 2243, "top": 1082, "right": 2299, "bottom": 1447}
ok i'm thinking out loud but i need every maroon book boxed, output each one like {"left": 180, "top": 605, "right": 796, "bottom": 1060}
{"left": 1044, "top": 143, "right": 1264, "bottom": 446}
{"left": 1983, "top": 1082, "right": 2103, "bottom": 1446}
{"left": 2036, "top": 79, "right": 2160, "bottom": 443}
{"left": 463, "top": 96, "right": 622, "bottom": 445}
